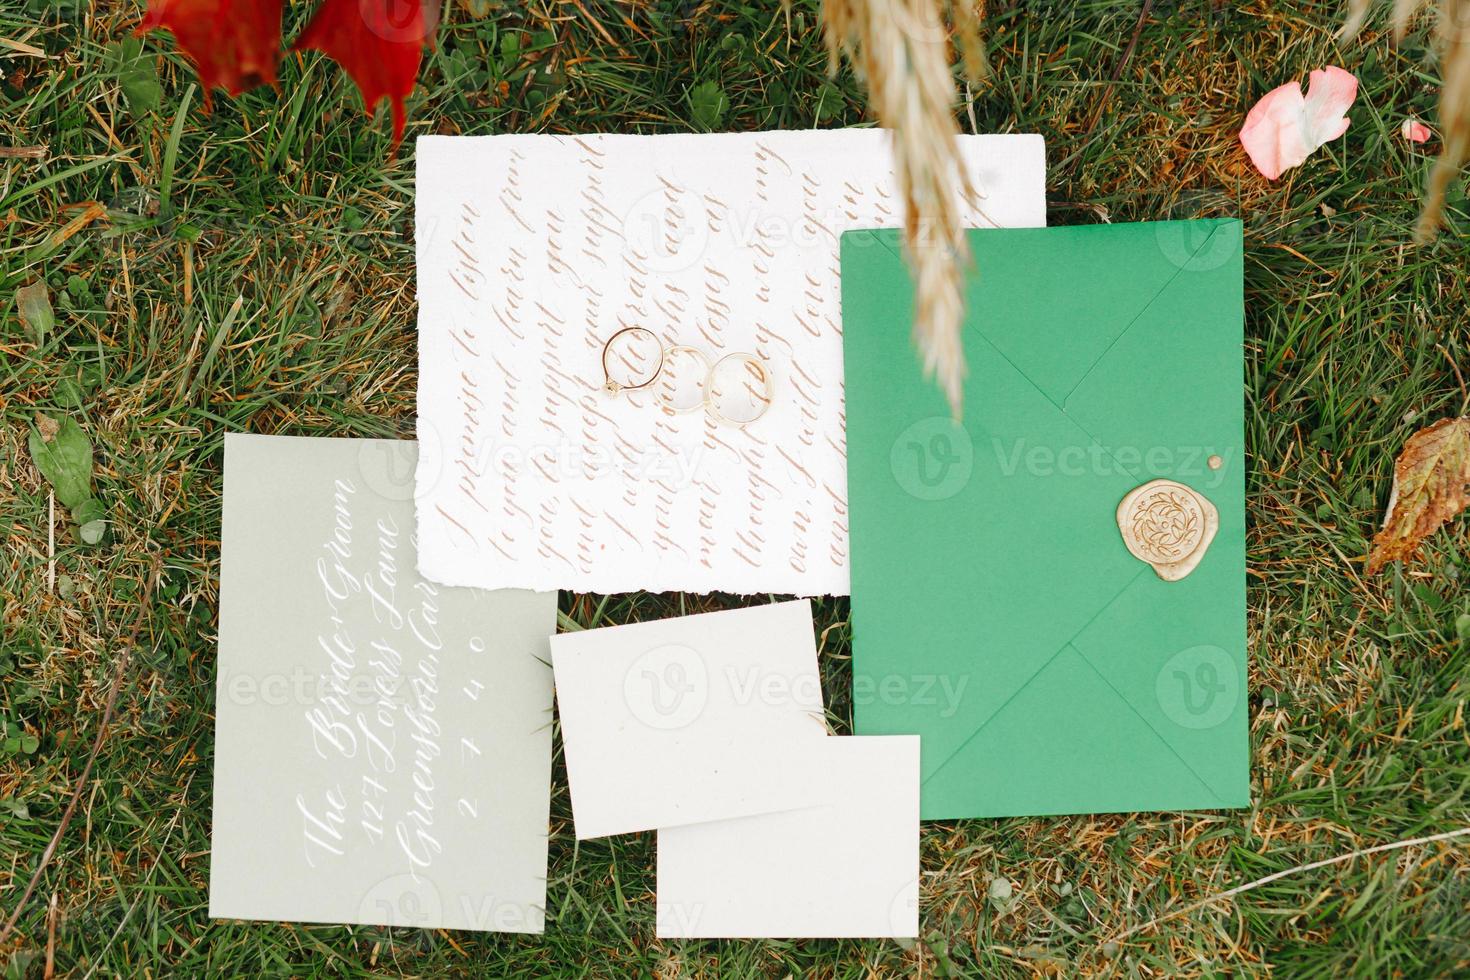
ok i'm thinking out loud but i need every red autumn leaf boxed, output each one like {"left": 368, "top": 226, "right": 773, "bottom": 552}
{"left": 137, "top": 0, "right": 285, "bottom": 108}
{"left": 294, "top": 0, "right": 440, "bottom": 150}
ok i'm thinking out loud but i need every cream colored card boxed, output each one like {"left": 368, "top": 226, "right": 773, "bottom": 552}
{"left": 413, "top": 131, "right": 1046, "bottom": 596}
{"left": 548, "top": 600, "right": 829, "bottom": 839}
{"left": 656, "top": 736, "right": 920, "bottom": 938}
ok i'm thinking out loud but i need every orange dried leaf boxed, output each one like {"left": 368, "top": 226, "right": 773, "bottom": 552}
{"left": 1366, "top": 417, "right": 1470, "bottom": 575}
{"left": 137, "top": 0, "right": 285, "bottom": 107}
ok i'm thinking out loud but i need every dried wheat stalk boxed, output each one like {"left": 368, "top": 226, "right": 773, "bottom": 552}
{"left": 1343, "top": 0, "right": 1470, "bottom": 241}
{"left": 822, "top": 0, "right": 979, "bottom": 419}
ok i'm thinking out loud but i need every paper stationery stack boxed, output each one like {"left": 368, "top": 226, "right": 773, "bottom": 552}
{"left": 549, "top": 600, "right": 921, "bottom": 938}
{"left": 208, "top": 130, "right": 1253, "bottom": 943}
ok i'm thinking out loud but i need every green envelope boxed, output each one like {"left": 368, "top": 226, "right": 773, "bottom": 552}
{"left": 843, "top": 220, "right": 1247, "bottom": 818}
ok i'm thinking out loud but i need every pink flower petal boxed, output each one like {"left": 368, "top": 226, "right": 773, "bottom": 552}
{"left": 1239, "top": 65, "right": 1358, "bottom": 181}
{"left": 1401, "top": 118, "right": 1431, "bottom": 143}
{"left": 1241, "top": 81, "right": 1308, "bottom": 180}
{"left": 1300, "top": 66, "right": 1357, "bottom": 147}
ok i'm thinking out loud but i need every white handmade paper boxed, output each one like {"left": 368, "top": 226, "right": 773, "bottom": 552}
{"left": 415, "top": 131, "right": 1046, "bottom": 595}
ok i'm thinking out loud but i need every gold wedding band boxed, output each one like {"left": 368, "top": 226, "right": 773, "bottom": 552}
{"left": 705, "top": 353, "right": 773, "bottom": 428}
{"left": 600, "top": 326, "right": 664, "bottom": 394}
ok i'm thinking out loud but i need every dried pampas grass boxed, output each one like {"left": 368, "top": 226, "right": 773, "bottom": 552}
{"left": 821, "top": 0, "right": 982, "bottom": 419}
{"left": 1342, "top": 0, "right": 1470, "bottom": 241}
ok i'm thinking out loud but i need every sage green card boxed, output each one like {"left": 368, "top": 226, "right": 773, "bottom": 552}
{"left": 212, "top": 434, "right": 557, "bottom": 930}
{"left": 843, "top": 221, "right": 1247, "bottom": 818}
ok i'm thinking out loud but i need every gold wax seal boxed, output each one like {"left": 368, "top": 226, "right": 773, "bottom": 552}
{"left": 1117, "top": 479, "right": 1218, "bottom": 581}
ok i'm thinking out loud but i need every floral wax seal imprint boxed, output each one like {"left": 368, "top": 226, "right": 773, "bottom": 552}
{"left": 1117, "top": 479, "right": 1219, "bottom": 581}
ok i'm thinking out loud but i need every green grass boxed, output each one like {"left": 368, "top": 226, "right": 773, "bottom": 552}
{"left": 2, "top": 0, "right": 1469, "bottom": 975}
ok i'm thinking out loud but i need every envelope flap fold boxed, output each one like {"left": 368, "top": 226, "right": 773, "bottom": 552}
{"left": 922, "top": 646, "right": 1227, "bottom": 817}
{"left": 962, "top": 223, "right": 1223, "bottom": 407}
